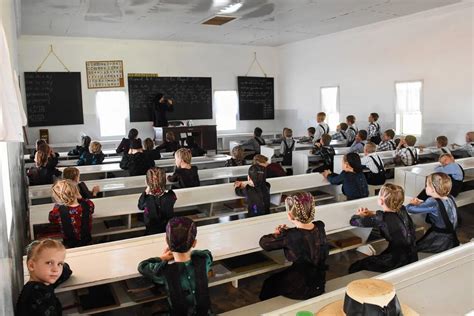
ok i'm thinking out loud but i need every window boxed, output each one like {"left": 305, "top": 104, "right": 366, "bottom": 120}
{"left": 395, "top": 81, "right": 422, "bottom": 135}
{"left": 96, "top": 91, "right": 128, "bottom": 137}
{"left": 320, "top": 86, "right": 340, "bottom": 131}
{"left": 215, "top": 90, "right": 238, "bottom": 131}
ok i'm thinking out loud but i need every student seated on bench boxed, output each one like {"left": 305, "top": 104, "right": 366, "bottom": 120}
{"left": 234, "top": 164, "right": 271, "bottom": 217}
{"left": 406, "top": 172, "right": 459, "bottom": 253}
{"left": 322, "top": 153, "right": 369, "bottom": 201}
{"left": 77, "top": 141, "right": 105, "bottom": 166}
{"left": 68, "top": 135, "right": 91, "bottom": 156}
{"left": 361, "top": 142, "right": 386, "bottom": 186}
{"left": 311, "top": 134, "right": 335, "bottom": 173}
{"left": 395, "top": 135, "right": 418, "bottom": 166}
{"left": 167, "top": 148, "right": 200, "bottom": 188}
{"left": 451, "top": 131, "right": 474, "bottom": 157}
{"left": 377, "top": 129, "right": 396, "bottom": 152}
{"left": 184, "top": 135, "right": 206, "bottom": 157}
{"left": 143, "top": 137, "right": 161, "bottom": 161}
{"left": 156, "top": 131, "right": 181, "bottom": 153}
{"left": 225, "top": 145, "right": 245, "bottom": 167}
{"left": 259, "top": 192, "right": 328, "bottom": 300}
{"left": 120, "top": 139, "right": 155, "bottom": 176}
{"left": 27, "top": 150, "right": 62, "bottom": 186}
{"left": 138, "top": 167, "right": 177, "bottom": 235}
{"left": 253, "top": 154, "right": 287, "bottom": 178}
{"left": 348, "top": 184, "right": 418, "bottom": 273}
{"left": 63, "top": 167, "right": 101, "bottom": 199}
{"left": 138, "top": 217, "right": 213, "bottom": 315}
{"left": 49, "top": 180, "right": 94, "bottom": 248}
{"left": 417, "top": 153, "right": 464, "bottom": 200}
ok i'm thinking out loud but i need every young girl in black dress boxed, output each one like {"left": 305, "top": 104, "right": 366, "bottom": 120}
{"left": 17, "top": 239, "right": 72, "bottom": 316}
{"left": 259, "top": 192, "right": 329, "bottom": 300}
{"left": 138, "top": 167, "right": 177, "bottom": 235}
{"left": 234, "top": 164, "right": 271, "bottom": 217}
{"left": 348, "top": 183, "right": 418, "bottom": 273}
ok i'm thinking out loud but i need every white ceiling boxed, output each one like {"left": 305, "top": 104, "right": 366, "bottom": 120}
{"left": 20, "top": 0, "right": 461, "bottom": 46}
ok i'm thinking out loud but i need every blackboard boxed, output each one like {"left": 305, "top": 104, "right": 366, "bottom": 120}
{"left": 25, "top": 72, "right": 84, "bottom": 127}
{"left": 128, "top": 76, "right": 212, "bottom": 122}
{"left": 238, "top": 76, "right": 274, "bottom": 120}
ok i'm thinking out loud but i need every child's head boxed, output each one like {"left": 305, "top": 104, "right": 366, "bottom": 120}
{"left": 175, "top": 148, "right": 192, "bottom": 165}
{"left": 63, "top": 167, "right": 80, "bottom": 182}
{"left": 231, "top": 145, "right": 244, "bottom": 161}
{"left": 34, "top": 150, "right": 48, "bottom": 167}
{"left": 282, "top": 127, "right": 289, "bottom": 136}
{"left": 254, "top": 127, "right": 263, "bottom": 137}
{"left": 316, "top": 112, "right": 326, "bottom": 123}
{"left": 436, "top": 136, "right": 448, "bottom": 148}
{"left": 378, "top": 184, "right": 405, "bottom": 211}
{"left": 439, "top": 153, "right": 455, "bottom": 166}
{"left": 404, "top": 135, "right": 417, "bottom": 147}
{"left": 368, "top": 112, "right": 379, "bottom": 123}
{"left": 144, "top": 138, "right": 155, "bottom": 151}
{"left": 383, "top": 129, "right": 395, "bottom": 141}
{"left": 252, "top": 154, "right": 269, "bottom": 167}
{"left": 130, "top": 139, "right": 143, "bottom": 154}
{"left": 26, "top": 239, "right": 66, "bottom": 285}
{"left": 165, "top": 131, "right": 175, "bottom": 142}
{"left": 343, "top": 153, "right": 363, "bottom": 173}
{"left": 356, "top": 130, "right": 368, "bottom": 142}
{"left": 320, "top": 134, "right": 332, "bottom": 146}
{"left": 466, "top": 131, "right": 474, "bottom": 142}
{"left": 248, "top": 164, "right": 266, "bottom": 187}
{"left": 35, "top": 139, "right": 47, "bottom": 150}
{"left": 339, "top": 123, "right": 348, "bottom": 131}
{"left": 346, "top": 115, "right": 356, "bottom": 125}
{"left": 285, "top": 192, "right": 315, "bottom": 224}
{"left": 89, "top": 141, "right": 102, "bottom": 154}
{"left": 37, "top": 142, "right": 51, "bottom": 155}
{"left": 364, "top": 141, "right": 377, "bottom": 155}
{"left": 52, "top": 179, "right": 80, "bottom": 205}
{"left": 166, "top": 217, "right": 197, "bottom": 253}
{"left": 128, "top": 128, "right": 139, "bottom": 140}
{"left": 307, "top": 127, "right": 315, "bottom": 137}
{"left": 146, "top": 167, "right": 166, "bottom": 195}
{"left": 426, "top": 172, "right": 452, "bottom": 198}
{"left": 81, "top": 135, "right": 91, "bottom": 148}
{"left": 284, "top": 128, "right": 293, "bottom": 138}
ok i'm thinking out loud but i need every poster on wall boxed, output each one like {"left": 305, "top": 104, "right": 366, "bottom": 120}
{"left": 85, "top": 60, "right": 124, "bottom": 89}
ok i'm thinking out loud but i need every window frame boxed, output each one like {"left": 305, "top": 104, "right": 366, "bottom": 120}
{"left": 394, "top": 80, "right": 424, "bottom": 136}
{"left": 320, "top": 85, "right": 340, "bottom": 131}
{"left": 214, "top": 89, "right": 238, "bottom": 132}
{"left": 95, "top": 90, "right": 128, "bottom": 138}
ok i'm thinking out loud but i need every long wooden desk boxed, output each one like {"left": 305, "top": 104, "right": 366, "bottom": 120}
{"left": 292, "top": 148, "right": 352, "bottom": 175}
{"left": 394, "top": 157, "right": 474, "bottom": 198}
{"left": 266, "top": 241, "right": 474, "bottom": 316}
{"left": 23, "top": 149, "right": 119, "bottom": 162}
{"left": 29, "top": 165, "right": 251, "bottom": 202}
{"left": 24, "top": 196, "right": 399, "bottom": 294}
{"left": 29, "top": 173, "right": 334, "bottom": 238}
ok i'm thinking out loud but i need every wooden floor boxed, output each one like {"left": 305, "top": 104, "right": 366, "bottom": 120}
{"left": 101, "top": 203, "right": 474, "bottom": 315}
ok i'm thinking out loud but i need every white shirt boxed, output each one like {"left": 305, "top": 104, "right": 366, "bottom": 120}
{"left": 314, "top": 123, "right": 330, "bottom": 142}
{"left": 361, "top": 153, "right": 385, "bottom": 173}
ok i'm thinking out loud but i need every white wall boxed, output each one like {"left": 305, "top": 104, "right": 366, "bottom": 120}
{"left": 18, "top": 36, "right": 280, "bottom": 144}
{"left": 277, "top": 2, "right": 473, "bottom": 145}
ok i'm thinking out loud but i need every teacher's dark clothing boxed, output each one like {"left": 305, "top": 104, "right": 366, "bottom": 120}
{"left": 152, "top": 102, "right": 174, "bottom": 127}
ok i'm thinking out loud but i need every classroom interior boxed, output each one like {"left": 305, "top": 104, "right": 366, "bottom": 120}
{"left": 1, "top": 0, "right": 473, "bottom": 315}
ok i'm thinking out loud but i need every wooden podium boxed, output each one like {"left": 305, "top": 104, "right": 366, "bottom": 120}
{"left": 155, "top": 125, "right": 217, "bottom": 151}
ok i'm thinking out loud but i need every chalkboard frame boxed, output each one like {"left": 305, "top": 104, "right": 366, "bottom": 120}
{"left": 24, "top": 72, "right": 84, "bottom": 127}
{"left": 237, "top": 76, "right": 274, "bottom": 120}
{"left": 127, "top": 75, "right": 213, "bottom": 122}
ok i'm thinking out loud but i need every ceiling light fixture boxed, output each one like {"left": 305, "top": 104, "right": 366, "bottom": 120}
{"left": 219, "top": 2, "right": 243, "bottom": 14}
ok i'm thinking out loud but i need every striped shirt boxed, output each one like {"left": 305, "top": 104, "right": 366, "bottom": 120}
{"left": 346, "top": 125, "right": 358, "bottom": 143}
{"left": 377, "top": 140, "right": 396, "bottom": 152}
{"left": 368, "top": 122, "right": 381, "bottom": 139}
{"left": 361, "top": 153, "right": 385, "bottom": 173}
{"left": 396, "top": 146, "right": 418, "bottom": 166}
{"left": 332, "top": 130, "right": 348, "bottom": 141}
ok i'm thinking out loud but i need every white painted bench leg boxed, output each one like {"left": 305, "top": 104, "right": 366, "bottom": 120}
{"left": 232, "top": 280, "right": 239, "bottom": 288}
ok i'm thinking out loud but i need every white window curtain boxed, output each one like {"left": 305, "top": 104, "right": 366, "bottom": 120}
{"left": 321, "top": 86, "right": 340, "bottom": 131}
{"left": 215, "top": 90, "right": 238, "bottom": 131}
{"left": 0, "top": 24, "right": 27, "bottom": 142}
{"left": 395, "top": 81, "right": 422, "bottom": 135}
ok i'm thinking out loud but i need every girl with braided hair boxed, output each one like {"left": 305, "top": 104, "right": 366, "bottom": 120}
{"left": 258, "top": 192, "right": 329, "bottom": 300}
{"left": 234, "top": 164, "right": 271, "bottom": 217}
{"left": 138, "top": 167, "right": 177, "bottom": 235}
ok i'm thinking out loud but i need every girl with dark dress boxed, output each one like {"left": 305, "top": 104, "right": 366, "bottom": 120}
{"left": 225, "top": 145, "right": 245, "bottom": 167}
{"left": 116, "top": 128, "right": 139, "bottom": 154}
{"left": 62, "top": 167, "right": 101, "bottom": 199}
{"left": 17, "top": 239, "right": 72, "bottom": 316}
{"left": 167, "top": 148, "right": 200, "bottom": 188}
{"left": 234, "top": 164, "right": 271, "bottom": 217}
{"left": 68, "top": 135, "right": 91, "bottom": 157}
{"left": 143, "top": 137, "right": 162, "bottom": 161}
{"left": 156, "top": 131, "right": 180, "bottom": 153}
{"left": 77, "top": 141, "right": 105, "bottom": 166}
{"left": 253, "top": 154, "right": 287, "bottom": 178}
{"left": 120, "top": 139, "right": 155, "bottom": 176}
{"left": 138, "top": 167, "right": 177, "bottom": 235}
{"left": 27, "top": 151, "right": 62, "bottom": 185}
{"left": 348, "top": 184, "right": 418, "bottom": 273}
{"left": 322, "top": 153, "right": 369, "bottom": 200}
{"left": 259, "top": 192, "right": 329, "bottom": 300}
{"left": 185, "top": 135, "right": 206, "bottom": 157}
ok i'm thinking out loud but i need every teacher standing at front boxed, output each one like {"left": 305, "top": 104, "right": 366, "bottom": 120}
{"left": 152, "top": 93, "right": 174, "bottom": 127}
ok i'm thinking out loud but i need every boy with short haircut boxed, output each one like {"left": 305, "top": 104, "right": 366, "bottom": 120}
{"left": 348, "top": 130, "right": 368, "bottom": 154}
{"left": 395, "top": 135, "right": 418, "bottom": 166}
{"left": 361, "top": 142, "right": 386, "bottom": 185}
{"left": 77, "top": 141, "right": 105, "bottom": 166}
{"left": 167, "top": 148, "right": 200, "bottom": 188}
{"left": 280, "top": 128, "right": 295, "bottom": 166}
{"left": 346, "top": 115, "right": 358, "bottom": 146}
{"left": 452, "top": 131, "right": 474, "bottom": 157}
{"left": 314, "top": 112, "right": 330, "bottom": 143}
{"left": 434, "top": 135, "right": 451, "bottom": 154}
{"left": 299, "top": 127, "right": 316, "bottom": 143}
{"left": 331, "top": 123, "right": 349, "bottom": 142}
{"left": 311, "top": 134, "right": 336, "bottom": 173}
{"left": 138, "top": 217, "right": 213, "bottom": 314}
{"left": 377, "top": 129, "right": 396, "bottom": 152}
{"left": 243, "top": 127, "right": 266, "bottom": 154}
{"left": 367, "top": 112, "right": 382, "bottom": 144}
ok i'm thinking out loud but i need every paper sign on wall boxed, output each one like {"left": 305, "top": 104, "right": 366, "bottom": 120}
{"left": 86, "top": 60, "right": 124, "bottom": 89}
